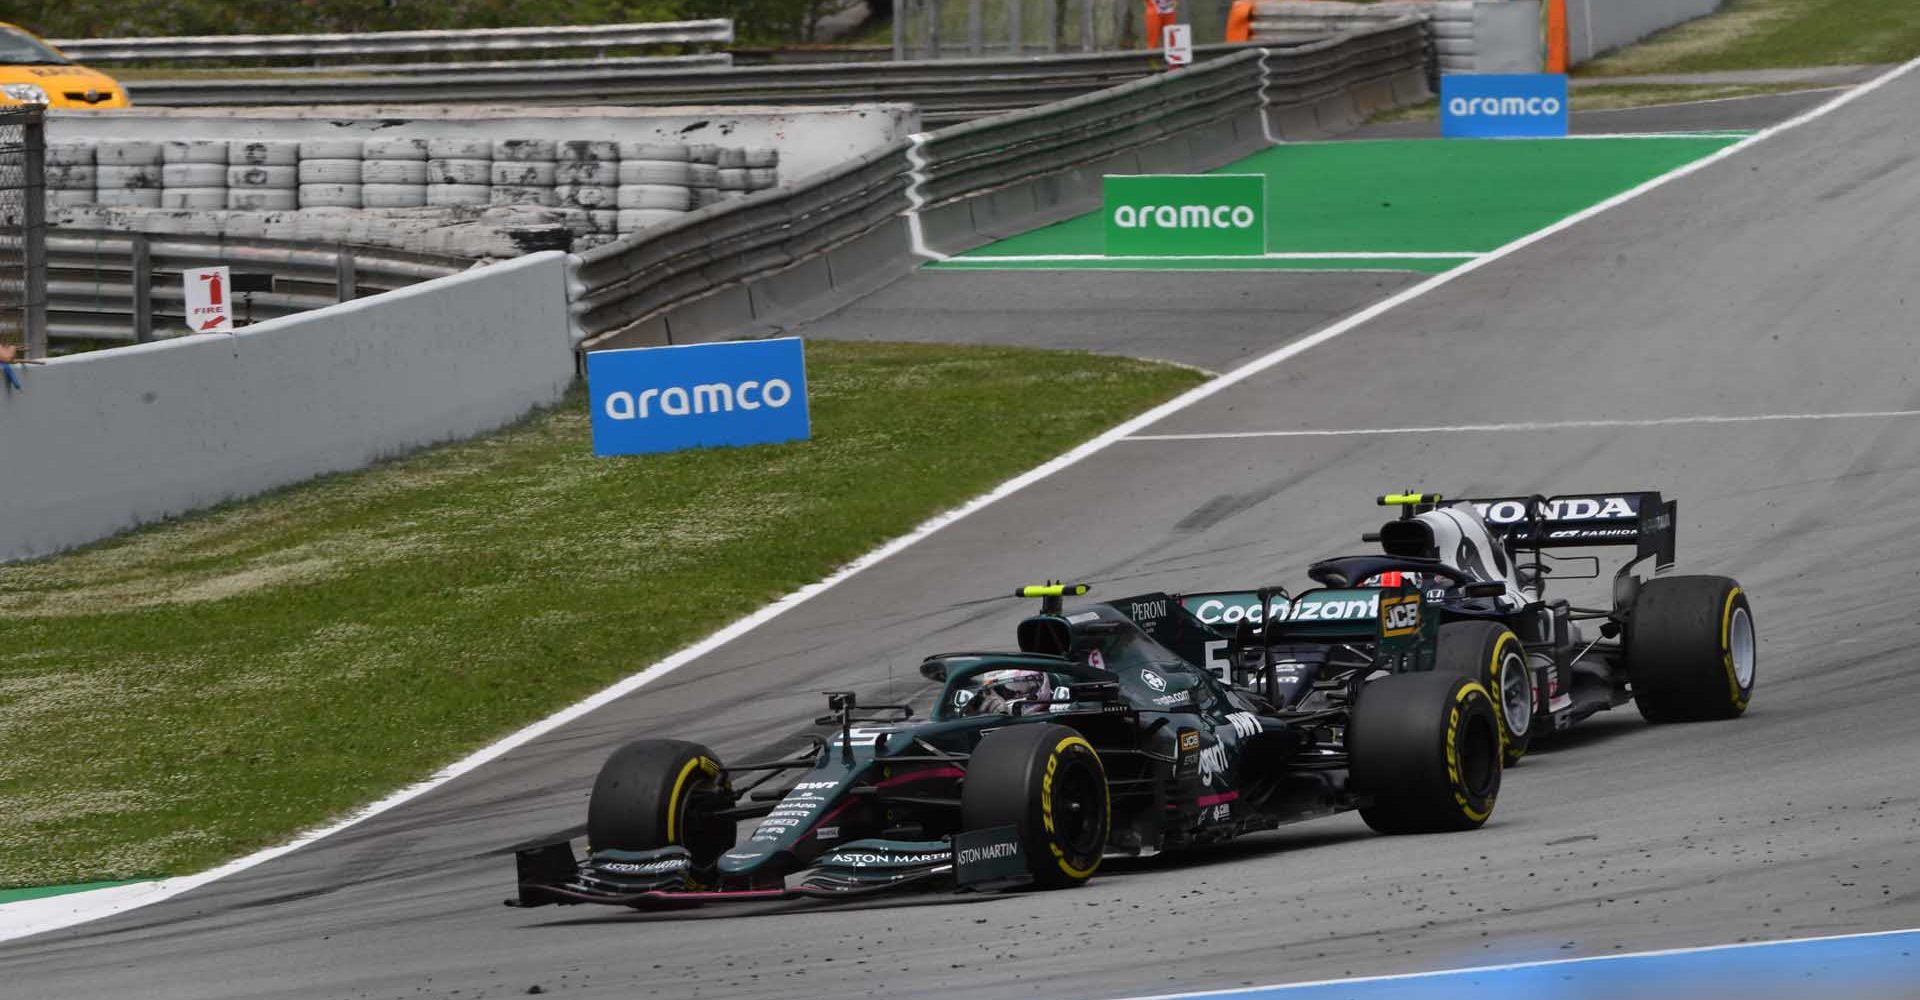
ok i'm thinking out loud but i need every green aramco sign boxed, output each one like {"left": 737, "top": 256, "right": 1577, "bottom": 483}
{"left": 1104, "top": 174, "right": 1267, "bottom": 256}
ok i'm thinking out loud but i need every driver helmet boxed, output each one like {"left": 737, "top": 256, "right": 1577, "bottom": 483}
{"left": 1363, "top": 569, "right": 1421, "bottom": 589}
{"left": 967, "top": 669, "right": 1053, "bottom": 716}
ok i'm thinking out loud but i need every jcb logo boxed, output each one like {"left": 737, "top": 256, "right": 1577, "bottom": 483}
{"left": 1381, "top": 595, "right": 1419, "bottom": 637}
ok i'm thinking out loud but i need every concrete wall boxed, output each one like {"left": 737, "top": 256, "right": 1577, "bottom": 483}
{"left": 1475, "top": 1, "right": 1544, "bottom": 74}
{"left": 0, "top": 252, "right": 574, "bottom": 562}
{"left": 1567, "top": 0, "right": 1725, "bottom": 65}
{"left": 46, "top": 104, "right": 919, "bottom": 186}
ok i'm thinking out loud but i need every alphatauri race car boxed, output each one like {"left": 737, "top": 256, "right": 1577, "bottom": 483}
{"left": 1110, "top": 491, "right": 1756, "bottom": 766}
{"left": 509, "top": 584, "right": 1503, "bottom": 909}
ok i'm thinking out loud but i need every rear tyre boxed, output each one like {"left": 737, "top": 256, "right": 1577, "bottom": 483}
{"left": 586, "top": 739, "right": 736, "bottom": 867}
{"left": 1628, "top": 575, "right": 1755, "bottom": 723}
{"left": 1351, "top": 672, "right": 1501, "bottom": 834}
{"left": 961, "top": 723, "right": 1109, "bottom": 888}
{"left": 1434, "top": 621, "right": 1532, "bottom": 766}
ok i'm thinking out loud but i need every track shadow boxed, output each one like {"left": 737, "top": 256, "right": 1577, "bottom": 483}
{"left": 517, "top": 887, "right": 1019, "bottom": 926}
{"left": 1525, "top": 711, "right": 1648, "bottom": 755}
{"left": 514, "top": 824, "right": 1379, "bottom": 927}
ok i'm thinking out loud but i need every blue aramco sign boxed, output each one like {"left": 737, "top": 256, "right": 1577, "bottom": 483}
{"left": 586, "top": 338, "right": 812, "bottom": 456}
{"left": 1440, "top": 74, "right": 1570, "bottom": 138}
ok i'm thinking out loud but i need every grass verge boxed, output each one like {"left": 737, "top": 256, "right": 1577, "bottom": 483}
{"left": 1576, "top": 0, "right": 1920, "bottom": 76}
{"left": 0, "top": 340, "right": 1204, "bottom": 888}
{"left": 1369, "top": 82, "right": 1822, "bottom": 124}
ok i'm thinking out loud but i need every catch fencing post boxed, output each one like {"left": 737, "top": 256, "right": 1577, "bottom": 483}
{"left": 20, "top": 107, "right": 46, "bottom": 359}
{"left": 131, "top": 233, "right": 153, "bottom": 343}
{"left": 336, "top": 244, "right": 358, "bottom": 302}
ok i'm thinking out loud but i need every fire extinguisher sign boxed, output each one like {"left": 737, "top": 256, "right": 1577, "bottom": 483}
{"left": 185, "top": 265, "right": 235, "bottom": 333}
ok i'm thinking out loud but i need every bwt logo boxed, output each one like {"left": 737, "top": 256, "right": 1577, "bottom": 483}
{"left": 1112, "top": 204, "right": 1257, "bottom": 230}
{"left": 1446, "top": 95, "right": 1563, "bottom": 117}
{"left": 601, "top": 379, "right": 795, "bottom": 421}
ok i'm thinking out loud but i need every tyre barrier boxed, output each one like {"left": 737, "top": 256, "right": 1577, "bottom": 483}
{"left": 45, "top": 142, "right": 96, "bottom": 211}
{"left": 47, "top": 133, "right": 783, "bottom": 247}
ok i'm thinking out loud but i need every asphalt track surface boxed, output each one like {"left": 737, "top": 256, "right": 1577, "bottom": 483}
{"left": 8, "top": 82, "right": 1920, "bottom": 999}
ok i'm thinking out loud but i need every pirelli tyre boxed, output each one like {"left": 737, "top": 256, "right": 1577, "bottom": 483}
{"left": 1627, "top": 575, "right": 1755, "bottom": 723}
{"left": 1350, "top": 672, "right": 1501, "bottom": 834}
{"left": 1434, "top": 621, "right": 1532, "bottom": 765}
{"left": 960, "top": 723, "right": 1108, "bottom": 889}
{"left": 587, "top": 739, "right": 737, "bottom": 869}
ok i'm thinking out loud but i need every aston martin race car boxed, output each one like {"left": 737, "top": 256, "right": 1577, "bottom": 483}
{"left": 509, "top": 584, "right": 1503, "bottom": 909}
{"left": 1109, "top": 490, "right": 1756, "bottom": 766}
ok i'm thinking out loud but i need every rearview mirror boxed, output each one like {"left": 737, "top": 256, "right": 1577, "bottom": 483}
{"left": 919, "top": 659, "right": 947, "bottom": 683}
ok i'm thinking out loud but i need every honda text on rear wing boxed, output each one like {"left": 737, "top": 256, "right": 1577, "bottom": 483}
{"left": 1375, "top": 491, "right": 1676, "bottom": 578}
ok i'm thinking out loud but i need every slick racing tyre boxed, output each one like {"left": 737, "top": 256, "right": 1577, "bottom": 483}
{"left": 1434, "top": 621, "right": 1532, "bottom": 765}
{"left": 1350, "top": 672, "right": 1501, "bottom": 834}
{"left": 961, "top": 723, "right": 1109, "bottom": 888}
{"left": 587, "top": 739, "right": 736, "bottom": 867}
{"left": 1627, "top": 575, "right": 1755, "bottom": 723}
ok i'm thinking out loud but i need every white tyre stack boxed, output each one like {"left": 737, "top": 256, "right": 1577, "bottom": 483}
{"left": 227, "top": 140, "right": 299, "bottom": 211}
{"left": 554, "top": 140, "right": 619, "bottom": 231}
{"left": 159, "top": 140, "right": 228, "bottom": 209}
{"left": 427, "top": 137, "right": 491, "bottom": 207}
{"left": 615, "top": 142, "right": 693, "bottom": 234}
{"left": 490, "top": 138, "right": 558, "bottom": 207}
{"left": 45, "top": 141, "right": 96, "bottom": 209}
{"left": 299, "top": 138, "right": 364, "bottom": 209}
{"left": 95, "top": 140, "right": 163, "bottom": 208}
{"left": 743, "top": 146, "right": 780, "bottom": 192}
{"left": 715, "top": 147, "right": 751, "bottom": 201}
{"left": 362, "top": 137, "right": 429, "bottom": 208}
{"left": 687, "top": 144, "right": 722, "bottom": 208}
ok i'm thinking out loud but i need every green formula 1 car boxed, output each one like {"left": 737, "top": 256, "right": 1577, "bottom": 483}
{"left": 508, "top": 583, "right": 1502, "bottom": 909}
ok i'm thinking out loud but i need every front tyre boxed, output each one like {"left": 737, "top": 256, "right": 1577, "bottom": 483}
{"left": 587, "top": 739, "right": 736, "bottom": 866}
{"left": 1434, "top": 621, "right": 1532, "bottom": 766}
{"left": 961, "top": 723, "right": 1109, "bottom": 888}
{"left": 1628, "top": 575, "right": 1755, "bottom": 723}
{"left": 1350, "top": 672, "right": 1501, "bottom": 834}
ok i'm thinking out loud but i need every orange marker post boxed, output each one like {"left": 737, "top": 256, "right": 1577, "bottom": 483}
{"left": 1226, "top": 0, "right": 1254, "bottom": 43}
{"left": 1545, "top": 0, "right": 1569, "bottom": 73}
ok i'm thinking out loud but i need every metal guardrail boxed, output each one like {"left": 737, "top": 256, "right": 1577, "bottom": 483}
{"left": 572, "top": 20, "right": 1427, "bottom": 346}
{"left": 255, "top": 53, "right": 734, "bottom": 76}
{"left": 51, "top": 19, "right": 733, "bottom": 64}
{"left": 126, "top": 43, "right": 1269, "bottom": 127}
{"left": 47, "top": 231, "right": 466, "bottom": 345}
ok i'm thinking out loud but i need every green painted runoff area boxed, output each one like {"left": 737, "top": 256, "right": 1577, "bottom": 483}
{"left": 933, "top": 136, "right": 1745, "bottom": 271}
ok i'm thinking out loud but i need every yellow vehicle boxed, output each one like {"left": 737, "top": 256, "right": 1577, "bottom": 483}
{"left": 0, "top": 21, "right": 129, "bottom": 109}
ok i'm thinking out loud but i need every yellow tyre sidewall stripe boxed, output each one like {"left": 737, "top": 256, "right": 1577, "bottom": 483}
{"left": 1722, "top": 586, "right": 1750, "bottom": 710}
{"left": 1486, "top": 630, "right": 1524, "bottom": 757}
{"left": 664, "top": 755, "right": 721, "bottom": 843}
{"left": 1042, "top": 734, "right": 1105, "bottom": 880}
{"left": 1446, "top": 681, "right": 1495, "bottom": 823}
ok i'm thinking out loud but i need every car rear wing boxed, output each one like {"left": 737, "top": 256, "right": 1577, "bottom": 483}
{"left": 1457, "top": 491, "right": 1676, "bottom": 572}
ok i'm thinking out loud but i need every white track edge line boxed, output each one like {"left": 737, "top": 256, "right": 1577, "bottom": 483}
{"left": 1114, "top": 924, "right": 1920, "bottom": 1000}
{"left": 1126, "top": 408, "right": 1920, "bottom": 440}
{"left": 5, "top": 55, "right": 1912, "bottom": 947}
